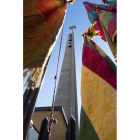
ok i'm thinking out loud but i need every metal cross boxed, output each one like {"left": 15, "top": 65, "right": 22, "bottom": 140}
{"left": 69, "top": 25, "right": 76, "bottom": 33}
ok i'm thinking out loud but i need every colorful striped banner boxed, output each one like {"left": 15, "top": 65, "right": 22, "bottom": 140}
{"left": 83, "top": 1, "right": 117, "bottom": 61}
{"left": 23, "top": 0, "right": 67, "bottom": 69}
{"left": 79, "top": 35, "right": 117, "bottom": 140}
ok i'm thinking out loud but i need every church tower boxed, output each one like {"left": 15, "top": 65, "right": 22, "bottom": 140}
{"left": 54, "top": 26, "right": 78, "bottom": 140}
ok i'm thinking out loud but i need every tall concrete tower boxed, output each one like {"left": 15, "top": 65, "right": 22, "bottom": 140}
{"left": 54, "top": 26, "right": 78, "bottom": 140}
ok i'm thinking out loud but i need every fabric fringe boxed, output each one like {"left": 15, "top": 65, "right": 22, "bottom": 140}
{"left": 23, "top": 67, "right": 42, "bottom": 90}
{"left": 23, "top": 55, "right": 50, "bottom": 90}
{"left": 23, "top": 69, "right": 31, "bottom": 80}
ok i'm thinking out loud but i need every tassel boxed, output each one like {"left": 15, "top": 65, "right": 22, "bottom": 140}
{"left": 23, "top": 69, "right": 31, "bottom": 81}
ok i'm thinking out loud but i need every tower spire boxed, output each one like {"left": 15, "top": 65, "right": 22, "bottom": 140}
{"left": 54, "top": 26, "right": 78, "bottom": 140}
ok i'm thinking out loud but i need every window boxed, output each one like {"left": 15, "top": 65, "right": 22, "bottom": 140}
{"left": 69, "top": 34, "right": 72, "bottom": 37}
{"left": 68, "top": 43, "right": 72, "bottom": 48}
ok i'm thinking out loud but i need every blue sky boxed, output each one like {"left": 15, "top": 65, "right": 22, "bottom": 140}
{"left": 35, "top": 0, "right": 116, "bottom": 125}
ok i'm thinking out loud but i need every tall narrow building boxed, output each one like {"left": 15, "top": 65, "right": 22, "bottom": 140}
{"left": 54, "top": 26, "right": 78, "bottom": 140}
